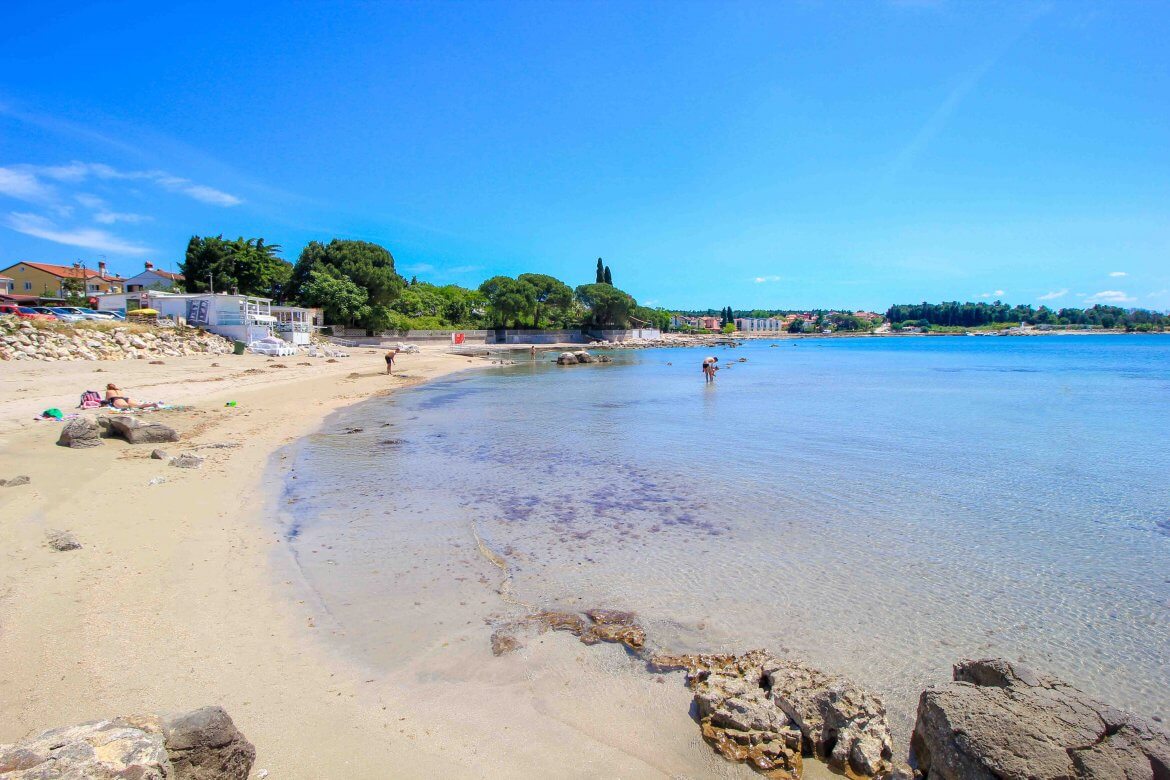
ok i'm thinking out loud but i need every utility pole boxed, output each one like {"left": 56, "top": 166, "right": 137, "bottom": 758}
{"left": 208, "top": 272, "right": 214, "bottom": 294}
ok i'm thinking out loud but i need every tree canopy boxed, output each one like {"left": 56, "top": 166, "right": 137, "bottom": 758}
{"left": 298, "top": 268, "right": 368, "bottom": 325}
{"left": 517, "top": 273, "right": 574, "bottom": 328}
{"left": 575, "top": 283, "right": 637, "bottom": 328}
{"left": 479, "top": 276, "right": 537, "bottom": 328}
{"left": 181, "top": 236, "right": 291, "bottom": 299}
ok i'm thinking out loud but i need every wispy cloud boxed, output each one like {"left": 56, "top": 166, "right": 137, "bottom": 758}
{"left": 0, "top": 166, "right": 54, "bottom": 202}
{"left": 978, "top": 289, "right": 1005, "bottom": 299}
{"left": 75, "top": 194, "right": 149, "bottom": 225}
{"left": 4, "top": 212, "right": 150, "bottom": 255}
{"left": 1037, "top": 288, "right": 1067, "bottom": 301}
{"left": 25, "top": 161, "right": 242, "bottom": 207}
{"left": 1109, "top": 271, "right": 1127, "bottom": 277}
{"left": 754, "top": 275, "right": 782, "bottom": 283}
{"left": 1085, "top": 290, "right": 1135, "bottom": 304}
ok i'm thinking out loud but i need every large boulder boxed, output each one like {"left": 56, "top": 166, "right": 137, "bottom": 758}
{"left": 0, "top": 707, "right": 254, "bottom": 780}
{"left": 105, "top": 416, "right": 180, "bottom": 445}
{"left": 911, "top": 658, "right": 1170, "bottom": 779}
{"left": 162, "top": 706, "right": 255, "bottom": 780}
{"left": 556, "top": 352, "right": 578, "bottom": 365}
{"left": 57, "top": 417, "right": 103, "bottom": 448}
{"left": 0, "top": 718, "right": 170, "bottom": 779}
{"left": 572, "top": 350, "right": 596, "bottom": 364}
{"left": 653, "top": 649, "right": 895, "bottom": 778}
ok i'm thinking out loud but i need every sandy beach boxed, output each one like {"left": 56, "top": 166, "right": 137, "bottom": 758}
{"left": 0, "top": 346, "right": 747, "bottom": 778}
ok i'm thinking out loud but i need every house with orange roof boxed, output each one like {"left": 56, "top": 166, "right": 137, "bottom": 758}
{"left": 0, "top": 261, "right": 125, "bottom": 299}
{"left": 123, "top": 261, "right": 185, "bottom": 292}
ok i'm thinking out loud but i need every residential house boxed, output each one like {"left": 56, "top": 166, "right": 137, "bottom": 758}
{"left": 96, "top": 290, "right": 315, "bottom": 345}
{"left": 0, "top": 261, "right": 125, "bottom": 299}
{"left": 734, "top": 317, "right": 783, "bottom": 332}
{"left": 0, "top": 275, "right": 12, "bottom": 295}
{"left": 698, "top": 316, "right": 722, "bottom": 330}
{"left": 123, "top": 261, "right": 185, "bottom": 292}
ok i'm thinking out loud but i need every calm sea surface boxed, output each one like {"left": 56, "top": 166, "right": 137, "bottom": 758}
{"left": 283, "top": 335, "right": 1170, "bottom": 737}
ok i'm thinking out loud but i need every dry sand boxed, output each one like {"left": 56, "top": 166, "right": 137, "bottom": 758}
{"left": 0, "top": 346, "right": 748, "bottom": 778}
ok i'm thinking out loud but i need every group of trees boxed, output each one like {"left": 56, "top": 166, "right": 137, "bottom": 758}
{"left": 179, "top": 235, "right": 662, "bottom": 332}
{"left": 886, "top": 301, "right": 1168, "bottom": 331}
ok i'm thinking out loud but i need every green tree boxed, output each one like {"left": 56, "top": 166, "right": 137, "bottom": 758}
{"left": 517, "top": 273, "right": 573, "bottom": 328}
{"left": 575, "top": 283, "right": 637, "bottom": 328}
{"left": 61, "top": 262, "right": 87, "bottom": 305}
{"left": 299, "top": 268, "right": 369, "bottom": 325}
{"left": 181, "top": 236, "right": 291, "bottom": 299}
{"left": 603, "top": 265, "right": 612, "bottom": 285}
{"left": 787, "top": 318, "right": 805, "bottom": 334}
{"left": 479, "top": 276, "right": 537, "bottom": 327}
{"left": 289, "top": 239, "right": 404, "bottom": 317}
{"left": 722, "top": 322, "right": 736, "bottom": 334}
{"left": 595, "top": 258, "right": 605, "bottom": 284}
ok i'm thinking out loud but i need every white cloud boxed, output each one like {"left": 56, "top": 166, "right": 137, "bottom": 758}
{"left": 4, "top": 211, "right": 149, "bottom": 255}
{"left": 1085, "top": 290, "right": 1135, "bottom": 304}
{"left": 0, "top": 166, "right": 54, "bottom": 202}
{"left": 6, "top": 161, "right": 242, "bottom": 207}
{"left": 1037, "top": 289, "right": 1068, "bottom": 301}
{"left": 754, "top": 275, "right": 781, "bottom": 283}
{"left": 93, "top": 210, "right": 149, "bottom": 225}
{"left": 978, "top": 289, "right": 1005, "bottom": 299}
{"left": 1109, "top": 271, "right": 1127, "bottom": 277}
{"left": 154, "top": 175, "right": 242, "bottom": 207}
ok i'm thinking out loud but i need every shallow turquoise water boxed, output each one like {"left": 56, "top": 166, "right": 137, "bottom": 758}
{"left": 285, "top": 335, "right": 1170, "bottom": 735}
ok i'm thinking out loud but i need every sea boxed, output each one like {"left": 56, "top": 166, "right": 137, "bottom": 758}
{"left": 280, "top": 335, "right": 1170, "bottom": 746}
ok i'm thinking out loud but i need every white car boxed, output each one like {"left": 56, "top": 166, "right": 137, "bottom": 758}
{"left": 94, "top": 310, "right": 125, "bottom": 321}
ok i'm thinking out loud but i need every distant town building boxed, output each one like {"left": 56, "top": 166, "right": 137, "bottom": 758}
{"left": 0, "top": 275, "right": 12, "bottom": 295}
{"left": 734, "top": 317, "right": 783, "bottom": 332}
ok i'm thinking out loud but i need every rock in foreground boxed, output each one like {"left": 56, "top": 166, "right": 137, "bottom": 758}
{"left": 104, "top": 416, "right": 180, "bottom": 445}
{"left": 0, "top": 706, "right": 254, "bottom": 780}
{"left": 653, "top": 649, "right": 896, "bottom": 779}
{"left": 57, "top": 417, "right": 102, "bottom": 448}
{"left": 911, "top": 658, "right": 1170, "bottom": 779}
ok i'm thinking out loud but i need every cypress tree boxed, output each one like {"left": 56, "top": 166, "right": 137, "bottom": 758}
{"left": 596, "top": 258, "right": 604, "bottom": 284}
{"left": 603, "top": 266, "right": 612, "bottom": 285}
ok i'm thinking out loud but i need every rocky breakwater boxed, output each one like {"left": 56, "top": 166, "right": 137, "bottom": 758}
{"left": 555, "top": 349, "right": 612, "bottom": 365}
{"left": 652, "top": 649, "right": 900, "bottom": 779}
{"left": 911, "top": 658, "right": 1170, "bottom": 780}
{"left": 0, "top": 706, "right": 254, "bottom": 780}
{"left": 0, "top": 318, "right": 233, "bottom": 362}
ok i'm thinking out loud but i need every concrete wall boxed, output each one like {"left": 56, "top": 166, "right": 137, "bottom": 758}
{"left": 588, "top": 328, "right": 662, "bottom": 342}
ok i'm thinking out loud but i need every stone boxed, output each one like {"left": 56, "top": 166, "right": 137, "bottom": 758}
{"left": 556, "top": 351, "right": 578, "bottom": 365}
{"left": 107, "top": 416, "right": 180, "bottom": 445}
{"left": 1, "top": 475, "right": 30, "bottom": 488}
{"left": 653, "top": 649, "right": 895, "bottom": 778}
{"left": 529, "top": 609, "right": 647, "bottom": 652}
{"left": 911, "top": 658, "right": 1170, "bottom": 780}
{"left": 161, "top": 706, "right": 256, "bottom": 780}
{"left": 57, "top": 417, "right": 103, "bottom": 448}
{"left": 151, "top": 449, "right": 169, "bottom": 460}
{"left": 0, "top": 718, "right": 171, "bottom": 779}
{"left": 170, "top": 454, "right": 204, "bottom": 469}
{"left": 573, "top": 350, "right": 596, "bottom": 363}
{"left": 45, "top": 530, "right": 82, "bottom": 551}
{"left": 490, "top": 630, "right": 522, "bottom": 656}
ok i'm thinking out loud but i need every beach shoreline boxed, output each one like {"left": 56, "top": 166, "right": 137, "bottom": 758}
{"left": 0, "top": 345, "right": 493, "bottom": 776}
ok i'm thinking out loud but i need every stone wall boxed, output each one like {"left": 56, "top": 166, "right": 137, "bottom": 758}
{"left": 0, "top": 317, "right": 234, "bottom": 362}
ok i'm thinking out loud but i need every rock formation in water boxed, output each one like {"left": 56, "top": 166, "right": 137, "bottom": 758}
{"left": 530, "top": 609, "right": 647, "bottom": 651}
{"left": 0, "top": 706, "right": 254, "bottom": 780}
{"left": 651, "top": 649, "right": 897, "bottom": 779}
{"left": 911, "top": 658, "right": 1170, "bottom": 779}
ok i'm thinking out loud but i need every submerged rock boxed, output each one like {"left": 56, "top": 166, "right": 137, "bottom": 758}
{"left": 653, "top": 649, "right": 896, "bottom": 779}
{"left": 911, "top": 658, "right": 1170, "bottom": 779}
{"left": 490, "top": 630, "right": 522, "bottom": 656}
{"left": 530, "top": 609, "right": 646, "bottom": 651}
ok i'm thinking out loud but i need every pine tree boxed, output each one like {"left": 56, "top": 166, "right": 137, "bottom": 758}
{"left": 603, "top": 266, "right": 612, "bottom": 285}
{"left": 596, "top": 258, "right": 604, "bottom": 284}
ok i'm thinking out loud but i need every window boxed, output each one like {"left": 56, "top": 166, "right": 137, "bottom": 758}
{"left": 24, "top": 281, "right": 32, "bottom": 291}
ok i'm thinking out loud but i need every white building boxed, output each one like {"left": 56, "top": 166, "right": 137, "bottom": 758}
{"left": 95, "top": 290, "right": 285, "bottom": 344}
{"left": 735, "top": 317, "right": 783, "bottom": 332}
{"left": 122, "top": 261, "right": 185, "bottom": 292}
{"left": 271, "top": 305, "right": 322, "bottom": 346}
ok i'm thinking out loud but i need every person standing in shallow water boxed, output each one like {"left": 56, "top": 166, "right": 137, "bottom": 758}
{"left": 703, "top": 356, "right": 718, "bottom": 383}
{"left": 385, "top": 348, "right": 399, "bottom": 375}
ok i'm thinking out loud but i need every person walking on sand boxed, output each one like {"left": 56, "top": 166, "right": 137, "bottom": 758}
{"left": 385, "top": 348, "right": 399, "bottom": 375}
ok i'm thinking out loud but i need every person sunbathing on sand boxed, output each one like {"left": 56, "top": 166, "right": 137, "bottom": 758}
{"left": 104, "top": 383, "right": 161, "bottom": 410}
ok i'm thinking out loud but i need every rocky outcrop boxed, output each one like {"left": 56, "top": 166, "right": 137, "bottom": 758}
{"left": 103, "top": 416, "right": 180, "bottom": 445}
{"left": 911, "top": 658, "right": 1170, "bottom": 780}
{"left": 652, "top": 650, "right": 896, "bottom": 779}
{"left": 556, "top": 351, "right": 578, "bottom": 365}
{"left": 0, "top": 318, "right": 232, "bottom": 362}
{"left": 0, "top": 475, "right": 30, "bottom": 487}
{"left": 0, "top": 707, "right": 254, "bottom": 780}
{"left": 573, "top": 350, "right": 595, "bottom": 364}
{"left": 57, "top": 417, "right": 103, "bottom": 448}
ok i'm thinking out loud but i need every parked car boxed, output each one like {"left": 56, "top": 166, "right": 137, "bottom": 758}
{"left": 95, "top": 310, "right": 125, "bottom": 320}
{"left": 52, "top": 306, "right": 106, "bottom": 321}
{"left": 30, "top": 306, "right": 63, "bottom": 319}
{"left": 48, "top": 307, "right": 86, "bottom": 322}
{"left": 0, "top": 304, "right": 56, "bottom": 320}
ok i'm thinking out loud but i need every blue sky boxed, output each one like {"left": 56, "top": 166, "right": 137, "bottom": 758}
{"left": 1, "top": 1, "right": 1166, "bottom": 311}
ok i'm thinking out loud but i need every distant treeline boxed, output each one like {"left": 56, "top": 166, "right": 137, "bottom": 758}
{"left": 885, "top": 301, "right": 1168, "bottom": 331}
